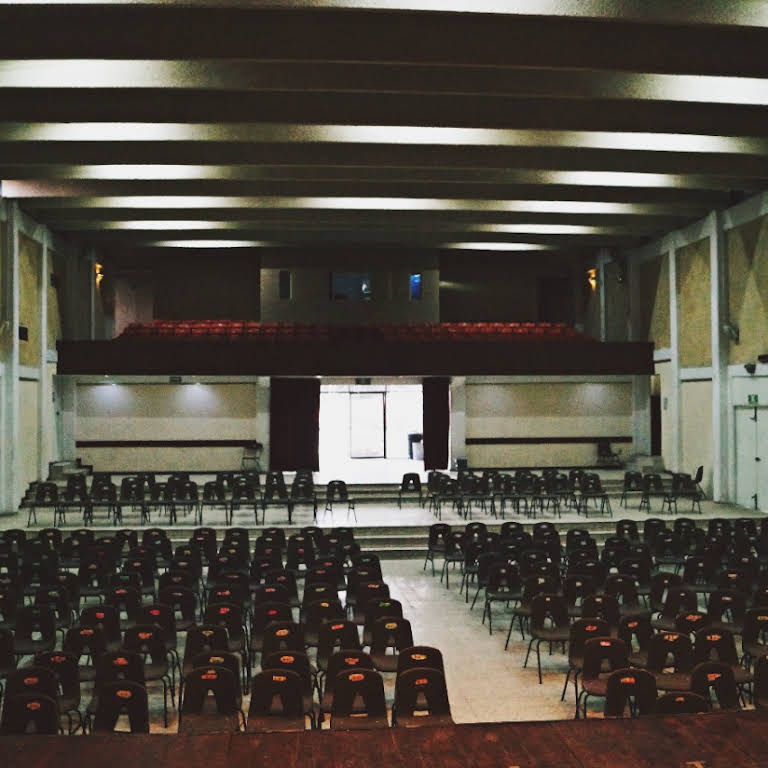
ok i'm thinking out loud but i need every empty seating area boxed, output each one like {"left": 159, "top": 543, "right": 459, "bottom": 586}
{"left": 120, "top": 321, "right": 589, "bottom": 343}
{"left": 20, "top": 471, "right": 322, "bottom": 529}
{"left": 426, "top": 469, "right": 612, "bottom": 521}
{"left": 0, "top": 524, "right": 452, "bottom": 734}
{"left": 426, "top": 514, "right": 768, "bottom": 718}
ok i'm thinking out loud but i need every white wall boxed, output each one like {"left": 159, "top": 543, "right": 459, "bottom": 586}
{"left": 18, "top": 379, "right": 40, "bottom": 492}
{"left": 680, "top": 379, "right": 714, "bottom": 495}
{"left": 464, "top": 377, "right": 633, "bottom": 468}
{"left": 75, "top": 380, "right": 269, "bottom": 472}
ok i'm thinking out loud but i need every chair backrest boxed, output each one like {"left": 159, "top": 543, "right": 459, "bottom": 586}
{"left": 604, "top": 667, "right": 657, "bottom": 717}
{"left": 694, "top": 628, "right": 739, "bottom": 666}
{"left": 400, "top": 473, "right": 421, "bottom": 492}
{"left": 370, "top": 616, "right": 414, "bottom": 655}
{"left": 530, "top": 593, "right": 569, "bottom": 630}
{"left": 94, "top": 650, "right": 146, "bottom": 686}
{"left": 183, "top": 625, "right": 230, "bottom": 663}
{"left": 653, "top": 691, "right": 709, "bottom": 715}
{"left": 182, "top": 665, "right": 240, "bottom": 715}
{"left": 0, "top": 692, "right": 60, "bottom": 734}
{"left": 394, "top": 667, "right": 451, "bottom": 723}
{"left": 261, "top": 620, "right": 305, "bottom": 657}
{"left": 5, "top": 666, "right": 59, "bottom": 701}
{"left": 581, "top": 637, "right": 628, "bottom": 680}
{"left": 248, "top": 669, "right": 305, "bottom": 720}
{"left": 92, "top": 680, "right": 150, "bottom": 733}
{"left": 396, "top": 645, "right": 445, "bottom": 676}
{"left": 647, "top": 632, "right": 694, "bottom": 674}
{"left": 331, "top": 668, "right": 387, "bottom": 721}
{"left": 618, "top": 614, "right": 653, "bottom": 654}
{"left": 690, "top": 661, "right": 740, "bottom": 710}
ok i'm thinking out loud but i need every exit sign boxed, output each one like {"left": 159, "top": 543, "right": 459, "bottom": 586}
{"left": 748, "top": 394, "right": 759, "bottom": 405}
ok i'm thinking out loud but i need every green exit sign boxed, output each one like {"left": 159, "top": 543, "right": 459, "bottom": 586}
{"left": 748, "top": 394, "right": 759, "bottom": 405}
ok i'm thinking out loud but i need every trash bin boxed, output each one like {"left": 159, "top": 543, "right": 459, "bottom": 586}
{"left": 408, "top": 433, "right": 423, "bottom": 460}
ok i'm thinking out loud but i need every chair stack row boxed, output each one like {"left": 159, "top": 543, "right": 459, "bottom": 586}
{"left": 425, "top": 515, "right": 768, "bottom": 718}
{"left": 426, "top": 468, "right": 612, "bottom": 521}
{"left": 0, "top": 524, "right": 452, "bottom": 734}
{"left": 19, "top": 469, "right": 338, "bottom": 528}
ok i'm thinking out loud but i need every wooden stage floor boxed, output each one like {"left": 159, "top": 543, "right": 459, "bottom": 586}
{"left": 4, "top": 710, "right": 768, "bottom": 768}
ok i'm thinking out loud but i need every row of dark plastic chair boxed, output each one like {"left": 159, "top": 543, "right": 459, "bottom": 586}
{"left": 423, "top": 514, "right": 768, "bottom": 717}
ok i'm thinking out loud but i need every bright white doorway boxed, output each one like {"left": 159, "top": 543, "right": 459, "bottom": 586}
{"left": 319, "top": 382, "right": 424, "bottom": 483}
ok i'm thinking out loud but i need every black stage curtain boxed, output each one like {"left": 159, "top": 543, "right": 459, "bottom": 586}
{"left": 270, "top": 377, "right": 320, "bottom": 471}
{"left": 423, "top": 377, "right": 450, "bottom": 470}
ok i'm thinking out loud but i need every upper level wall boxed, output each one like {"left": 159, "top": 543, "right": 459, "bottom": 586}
{"left": 19, "top": 233, "right": 41, "bottom": 368}
{"left": 727, "top": 213, "right": 768, "bottom": 366}
{"left": 635, "top": 253, "right": 670, "bottom": 348}
{"left": 260, "top": 249, "right": 438, "bottom": 325}
{"left": 439, "top": 252, "right": 583, "bottom": 325}
{"left": 677, "top": 237, "right": 711, "bottom": 368}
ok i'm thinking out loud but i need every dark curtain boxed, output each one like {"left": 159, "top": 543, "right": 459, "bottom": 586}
{"left": 269, "top": 378, "right": 320, "bottom": 471}
{"left": 422, "top": 377, "right": 450, "bottom": 470}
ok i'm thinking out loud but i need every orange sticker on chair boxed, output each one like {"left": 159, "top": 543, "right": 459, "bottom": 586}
{"left": 268, "top": 609, "right": 278, "bottom": 617}
{"left": 81, "top": 628, "right": 94, "bottom": 636}
{"left": 685, "top": 614, "right": 702, "bottom": 622}
{"left": 26, "top": 702, "right": 41, "bottom": 711}
{"left": 114, "top": 657, "right": 129, "bottom": 666}
{"left": 415, "top": 678, "right": 428, "bottom": 687}
{"left": 345, "top": 657, "right": 360, "bottom": 665}
{"left": 280, "top": 655, "right": 295, "bottom": 664}
{"left": 412, "top": 654, "right": 427, "bottom": 661}
{"left": 706, "top": 634, "right": 722, "bottom": 642}
{"left": 385, "top": 622, "right": 398, "bottom": 630}
{"left": 202, "top": 670, "right": 218, "bottom": 680}
{"left": 219, "top": 607, "right": 230, "bottom": 614}
{"left": 116, "top": 589, "right": 127, "bottom": 595}
{"left": 202, "top": 630, "right": 214, "bottom": 637}
{"left": 150, "top": 609, "right": 160, "bottom": 616}
{"left": 620, "top": 677, "right": 636, "bottom": 685}
{"left": 23, "top": 677, "right": 39, "bottom": 686}
{"left": 276, "top": 629, "right": 289, "bottom": 637}
{"left": 586, "top": 625, "right": 597, "bottom": 632}
{"left": 51, "top": 655, "right": 66, "bottom": 664}
{"left": 116, "top": 689, "right": 132, "bottom": 700}
{"left": 138, "top": 632, "right": 152, "bottom": 640}
{"left": 707, "top": 672, "right": 722, "bottom": 682}
{"left": 272, "top": 674, "right": 286, "bottom": 683}
{"left": 349, "top": 673, "right": 364, "bottom": 682}
{"left": 210, "top": 656, "right": 224, "bottom": 664}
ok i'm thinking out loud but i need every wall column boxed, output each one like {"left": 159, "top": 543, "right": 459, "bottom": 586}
{"left": 38, "top": 230, "right": 50, "bottom": 479}
{"left": 57, "top": 376, "right": 77, "bottom": 461}
{"left": 597, "top": 248, "right": 610, "bottom": 342}
{"left": 709, "top": 210, "right": 729, "bottom": 501}
{"left": 450, "top": 377, "right": 466, "bottom": 469}
{"left": 668, "top": 242, "right": 683, "bottom": 473}
{"left": 632, "top": 375, "right": 652, "bottom": 456}
{"left": 1, "top": 202, "right": 20, "bottom": 512}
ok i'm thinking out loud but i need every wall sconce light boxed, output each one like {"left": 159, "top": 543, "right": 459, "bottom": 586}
{"left": 745, "top": 362, "right": 756, "bottom": 375}
{"left": 721, "top": 321, "right": 739, "bottom": 344}
{"left": 586, "top": 267, "right": 598, "bottom": 292}
{"left": 94, "top": 262, "right": 104, "bottom": 289}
